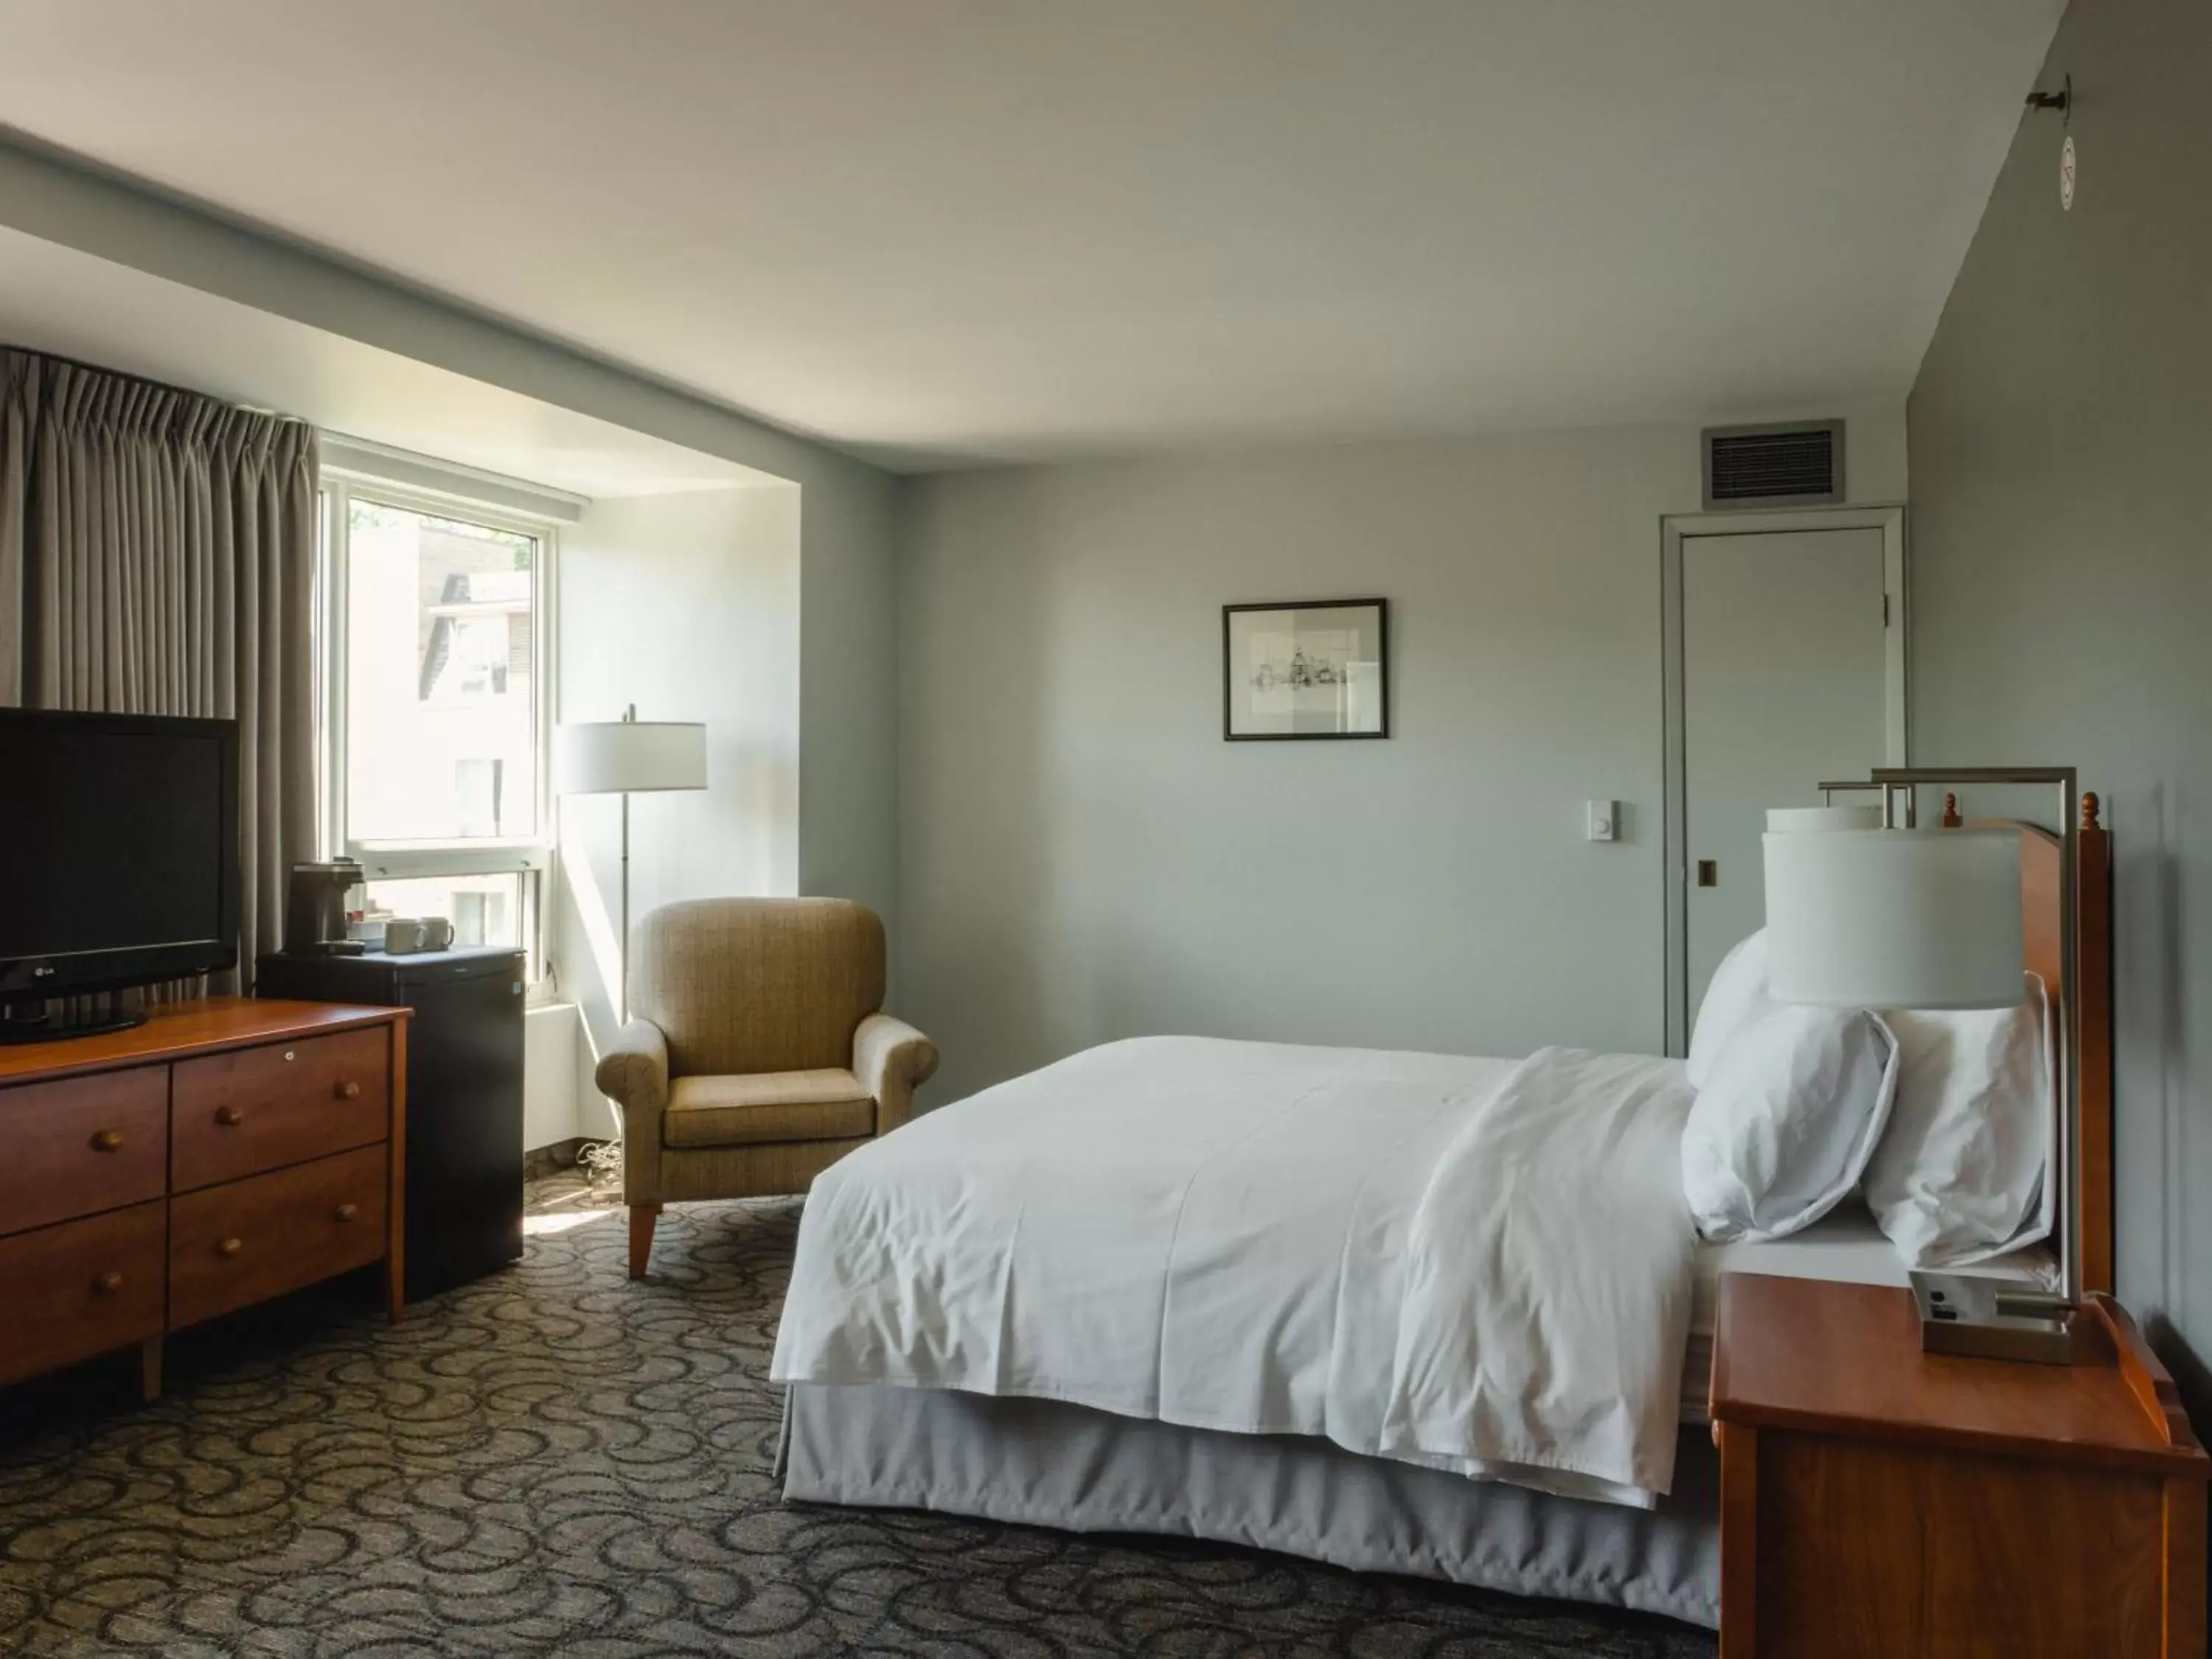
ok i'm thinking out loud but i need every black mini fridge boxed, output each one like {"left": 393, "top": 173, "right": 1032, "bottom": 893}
{"left": 258, "top": 947, "right": 526, "bottom": 1301}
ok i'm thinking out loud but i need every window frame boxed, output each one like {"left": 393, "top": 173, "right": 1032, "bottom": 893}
{"left": 315, "top": 468, "right": 561, "bottom": 976}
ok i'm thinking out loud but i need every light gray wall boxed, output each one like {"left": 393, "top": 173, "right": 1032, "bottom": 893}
{"left": 793, "top": 478, "right": 901, "bottom": 927}
{"left": 0, "top": 136, "right": 901, "bottom": 938}
{"left": 898, "top": 413, "right": 1905, "bottom": 1105}
{"left": 1907, "top": 0, "right": 2212, "bottom": 1400}
{"left": 554, "top": 486, "right": 804, "bottom": 1091}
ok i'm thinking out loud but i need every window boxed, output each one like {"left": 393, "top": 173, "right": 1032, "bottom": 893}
{"left": 343, "top": 499, "right": 538, "bottom": 841}
{"left": 319, "top": 479, "right": 555, "bottom": 973}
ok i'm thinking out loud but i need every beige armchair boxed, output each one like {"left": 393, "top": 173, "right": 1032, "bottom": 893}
{"left": 594, "top": 897, "right": 937, "bottom": 1279}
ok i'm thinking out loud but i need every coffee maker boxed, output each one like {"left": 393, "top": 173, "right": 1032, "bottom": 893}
{"left": 285, "top": 860, "right": 368, "bottom": 956}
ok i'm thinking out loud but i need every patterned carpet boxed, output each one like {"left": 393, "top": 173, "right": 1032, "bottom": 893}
{"left": 0, "top": 1173, "right": 1715, "bottom": 1658}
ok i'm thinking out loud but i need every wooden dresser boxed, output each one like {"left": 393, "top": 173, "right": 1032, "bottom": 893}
{"left": 0, "top": 998, "right": 408, "bottom": 1399}
{"left": 1711, "top": 1271, "right": 2208, "bottom": 1658}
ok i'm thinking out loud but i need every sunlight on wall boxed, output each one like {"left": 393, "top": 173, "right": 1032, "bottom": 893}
{"left": 557, "top": 796, "right": 625, "bottom": 1029}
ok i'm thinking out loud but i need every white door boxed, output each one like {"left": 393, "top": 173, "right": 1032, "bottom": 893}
{"left": 1682, "top": 528, "right": 1890, "bottom": 1015}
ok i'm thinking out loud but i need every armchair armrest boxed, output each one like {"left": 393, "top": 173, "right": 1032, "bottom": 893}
{"left": 855, "top": 1012, "right": 939, "bottom": 1135}
{"left": 595, "top": 1018, "right": 671, "bottom": 1141}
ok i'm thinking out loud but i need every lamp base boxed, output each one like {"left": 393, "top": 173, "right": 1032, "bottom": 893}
{"left": 1910, "top": 1270, "right": 2096, "bottom": 1365}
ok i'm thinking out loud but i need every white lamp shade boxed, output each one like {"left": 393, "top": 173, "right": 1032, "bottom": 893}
{"left": 555, "top": 720, "right": 707, "bottom": 795}
{"left": 1764, "top": 827, "right": 2024, "bottom": 1009}
{"left": 1766, "top": 805, "right": 1882, "bottom": 834}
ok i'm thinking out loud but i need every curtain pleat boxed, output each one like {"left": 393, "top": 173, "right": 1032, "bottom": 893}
{"left": 0, "top": 348, "right": 319, "bottom": 999}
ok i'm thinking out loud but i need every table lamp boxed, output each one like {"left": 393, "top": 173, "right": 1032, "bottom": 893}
{"left": 1764, "top": 765, "right": 2091, "bottom": 1364}
{"left": 554, "top": 706, "right": 707, "bottom": 1023}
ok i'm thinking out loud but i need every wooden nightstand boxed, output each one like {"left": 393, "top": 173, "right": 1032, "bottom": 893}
{"left": 1709, "top": 1272, "right": 2208, "bottom": 1659}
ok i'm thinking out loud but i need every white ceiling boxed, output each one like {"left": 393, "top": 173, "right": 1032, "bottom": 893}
{"left": 0, "top": 1, "right": 2061, "bottom": 471}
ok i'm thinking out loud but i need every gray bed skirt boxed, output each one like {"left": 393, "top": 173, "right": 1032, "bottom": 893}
{"left": 779, "top": 1383, "right": 1721, "bottom": 1630}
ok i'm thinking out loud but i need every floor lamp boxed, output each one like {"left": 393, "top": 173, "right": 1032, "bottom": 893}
{"left": 554, "top": 706, "right": 707, "bottom": 1025}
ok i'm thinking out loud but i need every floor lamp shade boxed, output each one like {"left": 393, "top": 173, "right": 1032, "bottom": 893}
{"left": 555, "top": 721, "right": 706, "bottom": 796}
{"left": 1763, "top": 827, "right": 2024, "bottom": 1010}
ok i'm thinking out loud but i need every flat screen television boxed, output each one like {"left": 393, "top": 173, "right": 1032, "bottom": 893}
{"left": 0, "top": 708, "right": 240, "bottom": 1039}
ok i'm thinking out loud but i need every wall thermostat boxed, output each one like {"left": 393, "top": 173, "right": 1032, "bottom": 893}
{"left": 1587, "top": 799, "right": 1618, "bottom": 843}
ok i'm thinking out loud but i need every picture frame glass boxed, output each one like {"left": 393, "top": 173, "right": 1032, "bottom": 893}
{"left": 1225, "top": 601, "right": 1386, "bottom": 739}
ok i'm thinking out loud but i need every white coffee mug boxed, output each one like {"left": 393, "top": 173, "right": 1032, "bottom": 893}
{"left": 384, "top": 917, "right": 454, "bottom": 955}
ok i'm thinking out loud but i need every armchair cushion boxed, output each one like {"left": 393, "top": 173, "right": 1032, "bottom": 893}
{"left": 664, "top": 1068, "right": 876, "bottom": 1149}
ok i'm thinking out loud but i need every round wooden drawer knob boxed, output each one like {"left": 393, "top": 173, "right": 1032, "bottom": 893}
{"left": 89, "top": 1129, "right": 125, "bottom": 1152}
{"left": 215, "top": 1106, "right": 245, "bottom": 1127}
{"left": 218, "top": 1236, "right": 244, "bottom": 1259}
{"left": 92, "top": 1270, "right": 125, "bottom": 1295}
{"left": 334, "top": 1203, "right": 359, "bottom": 1223}
{"left": 334, "top": 1080, "right": 361, "bottom": 1101}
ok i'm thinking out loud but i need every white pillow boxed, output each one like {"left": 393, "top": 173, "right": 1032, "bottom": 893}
{"left": 1686, "top": 930, "right": 1778, "bottom": 1091}
{"left": 1864, "top": 974, "right": 2051, "bottom": 1267}
{"left": 1680, "top": 1004, "right": 1899, "bottom": 1242}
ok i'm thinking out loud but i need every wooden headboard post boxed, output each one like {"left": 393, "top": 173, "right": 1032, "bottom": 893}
{"left": 2076, "top": 793, "right": 2114, "bottom": 1295}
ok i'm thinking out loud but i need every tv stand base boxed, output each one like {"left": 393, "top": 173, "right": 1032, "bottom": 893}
{"left": 0, "top": 998, "right": 150, "bottom": 1044}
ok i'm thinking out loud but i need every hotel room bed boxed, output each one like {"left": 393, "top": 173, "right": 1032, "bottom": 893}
{"left": 772, "top": 813, "right": 2101, "bottom": 1635}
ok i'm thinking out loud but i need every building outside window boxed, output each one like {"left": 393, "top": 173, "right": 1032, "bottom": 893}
{"left": 318, "top": 476, "right": 556, "bottom": 971}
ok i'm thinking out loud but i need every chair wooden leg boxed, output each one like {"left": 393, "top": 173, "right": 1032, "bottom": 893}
{"left": 628, "top": 1204, "right": 661, "bottom": 1280}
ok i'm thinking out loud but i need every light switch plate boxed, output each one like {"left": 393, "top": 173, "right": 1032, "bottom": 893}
{"left": 1587, "top": 799, "right": 1618, "bottom": 842}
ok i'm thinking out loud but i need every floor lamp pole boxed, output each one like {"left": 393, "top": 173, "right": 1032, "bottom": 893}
{"left": 616, "top": 701, "right": 636, "bottom": 1029}
{"left": 618, "top": 787, "right": 630, "bottom": 1028}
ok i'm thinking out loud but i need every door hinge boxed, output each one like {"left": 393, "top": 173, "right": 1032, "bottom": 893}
{"left": 1883, "top": 594, "right": 1891, "bottom": 627}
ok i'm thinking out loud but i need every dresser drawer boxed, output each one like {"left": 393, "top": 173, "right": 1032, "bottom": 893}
{"left": 0, "top": 1201, "right": 167, "bottom": 1386}
{"left": 0, "top": 1069, "right": 168, "bottom": 1234}
{"left": 168, "top": 1145, "right": 388, "bottom": 1329}
{"left": 173, "top": 1028, "right": 389, "bottom": 1191}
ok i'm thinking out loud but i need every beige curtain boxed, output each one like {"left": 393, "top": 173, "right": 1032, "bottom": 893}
{"left": 0, "top": 349, "right": 318, "bottom": 988}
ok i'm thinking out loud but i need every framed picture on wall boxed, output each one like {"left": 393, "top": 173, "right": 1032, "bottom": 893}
{"left": 1222, "top": 598, "right": 1389, "bottom": 740}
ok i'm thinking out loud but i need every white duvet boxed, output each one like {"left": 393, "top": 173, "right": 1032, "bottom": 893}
{"left": 770, "top": 1036, "right": 1698, "bottom": 1507}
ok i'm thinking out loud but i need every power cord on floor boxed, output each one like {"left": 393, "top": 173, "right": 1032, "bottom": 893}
{"left": 577, "top": 1138, "right": 625, "bottom": 1194}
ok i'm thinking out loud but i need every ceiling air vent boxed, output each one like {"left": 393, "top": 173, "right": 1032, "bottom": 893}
{"left": 1702, "top": 420, "right": 1845, "bottom": 510}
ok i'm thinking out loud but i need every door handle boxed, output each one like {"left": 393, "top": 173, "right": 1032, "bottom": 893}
{"left": 1697, "top": 859, "right": 1719, "bottom": 888}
